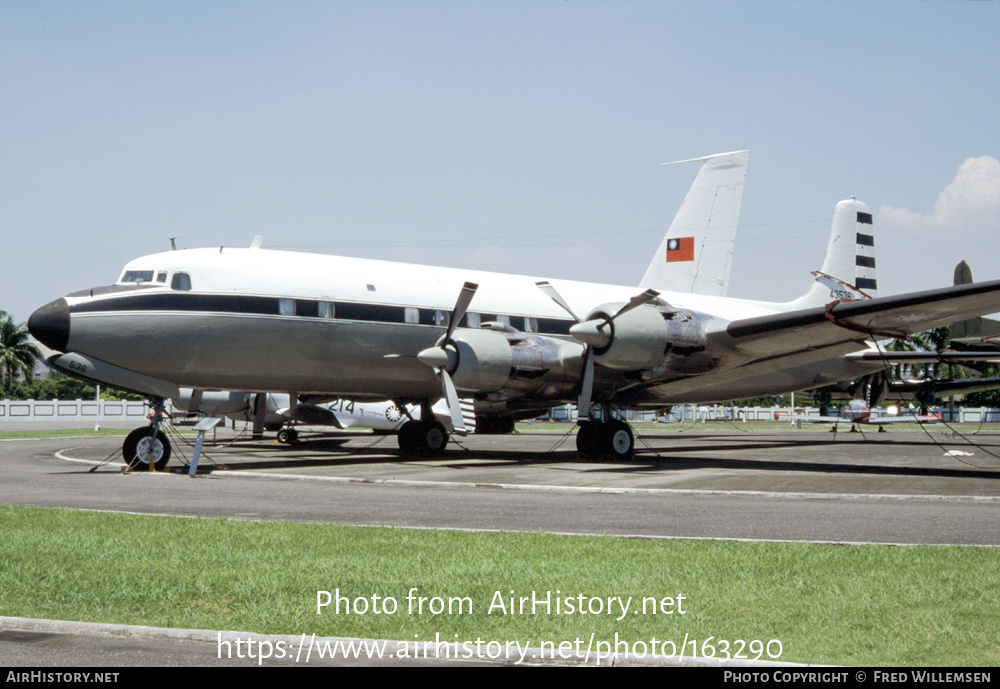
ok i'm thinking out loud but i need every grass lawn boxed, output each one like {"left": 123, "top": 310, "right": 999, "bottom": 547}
{"left": 1, "top": 504, "right": 997, "bottom": 666}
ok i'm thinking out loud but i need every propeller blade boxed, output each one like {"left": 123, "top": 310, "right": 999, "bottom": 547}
{"left": 445, "top": 281, "right": 479, "bottom": 342}
{"left": 577, "top": 347, "right": 595, "bottom": 423}
{"left": 609, "top": 288, "right": 661, "bottom": 322}
{"left": 538, "top": 283, "right": 658, "bottom": 422}
{"left": 439, "top": 369, "right": 467, "bottom": 436}
{"left": 535, "top": 280, "right": 583, "bottom": 322}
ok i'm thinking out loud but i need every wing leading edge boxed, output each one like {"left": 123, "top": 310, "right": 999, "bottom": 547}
{"left": 727, "top": 279, "right": 1000, "bottom": 358}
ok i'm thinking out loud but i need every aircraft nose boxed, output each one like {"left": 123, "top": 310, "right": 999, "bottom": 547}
{"left": 28, "top": 298, "right": 70, "bottom": 353}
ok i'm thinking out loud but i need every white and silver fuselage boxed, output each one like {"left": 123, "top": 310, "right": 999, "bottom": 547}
{"left": 31, "top": 246, "right": 831, "bottom": 406}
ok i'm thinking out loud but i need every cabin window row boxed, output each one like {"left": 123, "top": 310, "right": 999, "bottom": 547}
{"left": 80, "top": 293, "right": 570, "bottom": 335}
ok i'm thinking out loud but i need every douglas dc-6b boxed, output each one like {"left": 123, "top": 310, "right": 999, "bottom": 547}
{"left": 28, "top": 152, "right": 1000, "bottom": 468}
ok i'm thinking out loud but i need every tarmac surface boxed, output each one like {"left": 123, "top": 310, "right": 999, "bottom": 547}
{"left": 3, "top": 420, "right": 1000, "bottom": 666}
{"left": 5, "top": 422, "right": 1000, "bottom": 543}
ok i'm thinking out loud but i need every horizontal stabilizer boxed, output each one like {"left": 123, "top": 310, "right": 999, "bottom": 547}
{"left": 285, "top": 403, "right": 345, "bottom": 428}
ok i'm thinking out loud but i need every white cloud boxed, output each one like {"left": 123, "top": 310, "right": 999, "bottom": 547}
{"left": 879, "top": 156, "right": 1000, "bottom": 233}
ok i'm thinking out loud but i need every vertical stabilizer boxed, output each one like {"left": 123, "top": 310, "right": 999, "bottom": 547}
{"left": 948, "top": 261, "right": 1000, "bottom": 340}
{"left": 955, "top": 260, "right": 973, "bottom": 286}
{"left": 640, "top": 150, "right": 748, "bottom": 296}
{"left": 789, "top": 198, "right": 877, "bottom": 308}
{"left": 952, "top": 261, "right": 978, "bottom": 338}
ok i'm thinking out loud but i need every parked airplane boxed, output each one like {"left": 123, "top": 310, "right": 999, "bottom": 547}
{"left": 28, "top": 155, "right": 1000, "bottom": 467}
{"left": 173, "top": 389, "right": 474, "bottom": 445}
{"left": 785, "top": 398, "right": 941, "bottom": 432}
{"left": 169, "top": 150, "right": 751, "bottom": 448}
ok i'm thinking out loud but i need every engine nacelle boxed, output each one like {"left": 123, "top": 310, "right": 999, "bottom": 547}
{"left": 448, "top": 328, "right": 514, "bottom": 393}
{"left": 583, "top": 303, "right": 668, "bottom": 370}
{"left": 447, "top": 326, "right": 582, "bottom": 402}
{"left": 582, "top": 303, "right": 707, "bottom": 372}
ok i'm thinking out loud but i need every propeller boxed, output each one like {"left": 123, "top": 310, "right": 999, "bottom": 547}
{"left": 536, "top": 281, "right": 660, "bottom": 422}
{"left": 415, "top": 281, "right": 479, "bottom": 436}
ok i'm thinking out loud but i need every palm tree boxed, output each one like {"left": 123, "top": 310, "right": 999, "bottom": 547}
{"left": 1, "top": 314, "right": 41, "bottom": 396}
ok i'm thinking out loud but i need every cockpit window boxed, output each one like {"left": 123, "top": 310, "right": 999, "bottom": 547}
{"left": 171, "top": 272, "right": 192, "bottom": 291}
{"left": 156, "top": 271, "right": 168, "bottom": 283}
{"left": 120, "top": 270, "right": 155, "bottom": 284}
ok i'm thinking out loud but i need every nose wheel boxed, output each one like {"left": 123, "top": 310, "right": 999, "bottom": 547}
{"left": 122, "top": 427, "right": 172, "bottom": 470}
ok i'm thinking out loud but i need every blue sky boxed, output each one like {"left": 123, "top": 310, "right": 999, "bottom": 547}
{"left": 3, "top": 1, "right": 998, "bottom": 323}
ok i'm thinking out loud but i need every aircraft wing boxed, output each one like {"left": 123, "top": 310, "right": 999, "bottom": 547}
{"left": 861, "top": 414, "right": 942, "bottom": 425}
{"left": 727, "top": 280, "right": 1000, "bottom": 358}
{"left": 622, "top": 280, "right": 1000, "bottom": 405}
{"left": 947, "top": 336, "right": 1000, "bottom": 352}
{"left": 888, "top": 377, "right": 1000, "bottom": 397}
{"left": 846, "top": 350, "right": 1000, "bottom": 365}
{"left": 796, "top": 414, "right": 844, "bottom": 424}
{"left": 798, "top": 413, "right": 940, "bottom": 425}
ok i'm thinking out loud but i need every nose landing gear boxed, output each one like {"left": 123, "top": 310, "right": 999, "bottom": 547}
{"left": 122, "top": 399, "right": 173, "bottom": 471}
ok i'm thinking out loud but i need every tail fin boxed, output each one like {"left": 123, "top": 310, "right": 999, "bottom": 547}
{"left": 950, "top": 261, "right": 1000, "bottom": 339}
{"left": 639, "top": 150, "right": 748, "bottom": 296}
{"left": 788, "top": 198, "right": 877, "bottom": 308}
{"left": 951, "top": 261, "right": 979, "bottom": 338}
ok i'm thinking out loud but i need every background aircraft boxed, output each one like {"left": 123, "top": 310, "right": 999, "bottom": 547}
{"left": 783, "top": 398, "right": 941, "bottom": 433}
{"left": 946, "top": 260, "right": 1000, "bottom": 353}
{"left": 173, "top": 388, "right": 474, "bottom": 445}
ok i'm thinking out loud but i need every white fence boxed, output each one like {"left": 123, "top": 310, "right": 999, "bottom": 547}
{"left": 0, "top": 399, "right": 177, "bottom": 424}
{"left": 537, "top": 404, "right": 1000, "bottom": 424}
{"left": 678, "top": 405, "right": 1000, "bottom": 424}
{"left": 5, "top": 398, "right": 1000, "bottom": 425}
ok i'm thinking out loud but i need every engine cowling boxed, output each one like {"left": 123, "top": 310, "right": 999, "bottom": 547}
{"left": 444, "top": 326, "right": 583, "bottom": 402}
{"left": 576, "top": 303, "right": 707, "bottom": 372}
{"left": 580, "top": 303, "right": 670, "bottom": 370}
{"left": 447, "top": 328, "right": 514, "bottom": 393}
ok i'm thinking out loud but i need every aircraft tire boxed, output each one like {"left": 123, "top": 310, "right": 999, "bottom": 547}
{"left": 417, "top": 420, "right": 448, "bottom": 454}
{"left": 498, "top": 416, "right": 515, "bottom": 434}
{"left": 398, "top": 421, "right": 419, "bottom": 453}
{"left": 398, "top": 420, "right": 449, "bottom": 455}
{"left": 576, "top": 421, "right": 600, "bottom": 456}
{"left": 475, "top": 416, "right": 516, "bottom": 434}
{"left": 122, "top": 427, "right": 171, "bottom": 471}
{"left": 277, "top": 428, "right": 299, "bottom": 445}
{"left": 601, "top": 419, "right": 635, "bottom": 460}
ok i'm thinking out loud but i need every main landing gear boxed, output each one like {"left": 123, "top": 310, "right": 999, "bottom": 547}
{"left": 575, "top": 418, "right": 636, "bottom": 460}
{"left": 397, "top": 418, "right": 449, "bottom": 455}
{"left": 276, "top": 427, "right": 300, "bottom": 445}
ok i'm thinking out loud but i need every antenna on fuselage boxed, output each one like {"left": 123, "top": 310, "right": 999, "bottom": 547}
{"left": 250, "top": 236, "right": 264, "bottom": 250}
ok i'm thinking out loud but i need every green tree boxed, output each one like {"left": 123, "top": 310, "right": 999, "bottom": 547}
{"left": 1, "top": 315, "right": 40, "bottom": 396}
